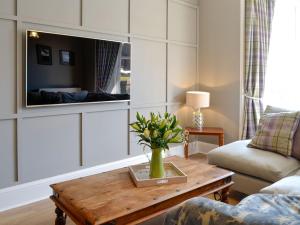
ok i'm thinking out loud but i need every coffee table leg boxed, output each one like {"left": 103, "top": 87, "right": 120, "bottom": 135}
{"left": 55, "top": 207, "right": 66, "bottom": 225}
{"left": 220, "top": 187, "right": 230, "bottom": 203}
{"left": 213, "top": 187, "right": 230, "bottom": 203}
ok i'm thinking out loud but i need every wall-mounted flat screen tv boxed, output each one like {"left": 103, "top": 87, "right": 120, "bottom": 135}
{"left": 26, "top": 30, "right": 131, "bottom": 107}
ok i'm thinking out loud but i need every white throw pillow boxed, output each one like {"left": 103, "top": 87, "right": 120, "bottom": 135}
{"left": 260, "top": 176, "right": 300, "bottom": 195}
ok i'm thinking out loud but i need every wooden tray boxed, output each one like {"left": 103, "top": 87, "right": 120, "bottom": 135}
{"left": 129, "top": 162, "right": 187, "bottom": 187}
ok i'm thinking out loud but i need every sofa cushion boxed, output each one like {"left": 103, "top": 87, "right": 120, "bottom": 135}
{"left": 264, "top": 105, "right": 291, "bottom": 114}
{"left": 60, "top": 91, "right": 88, "bottom": 103}
{"left": 293, "top": 127, "right": 300, "bottom": 160}
{"left": 208, "top": 140, "right": 300, "bottom": 182}
{"left": 295, "top": 169, "right": 300, "bottom": 175}
{"left": 260, "top": 176, "right": 300, "bottom": 195}
{"left": 248, "top": 112, "right": 300, "bottom": 156}
{"left": 40, "top": 91, "right": 63, "bottom": 104}
{"left": 264, "top": 105, "right": 300, "bottom": 160}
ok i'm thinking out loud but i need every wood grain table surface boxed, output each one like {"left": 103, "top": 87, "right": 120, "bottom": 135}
{"left": 50, "top": 156, "right": 234, "bottom": 225}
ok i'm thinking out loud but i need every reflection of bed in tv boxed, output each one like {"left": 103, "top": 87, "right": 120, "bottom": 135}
{"left": 27, "top": 88, "right": 130, "bottom": 106}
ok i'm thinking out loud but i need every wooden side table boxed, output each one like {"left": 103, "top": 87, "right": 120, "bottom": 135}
{"left": 184, "top": 127, "right": 224, "bottom": 158}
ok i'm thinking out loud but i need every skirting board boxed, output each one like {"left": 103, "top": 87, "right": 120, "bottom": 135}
{"left": 0, "top": 141, "right": 217, "bottom": 212}
{"left": 0, "top": 155, "right": 149, "bottom": 212}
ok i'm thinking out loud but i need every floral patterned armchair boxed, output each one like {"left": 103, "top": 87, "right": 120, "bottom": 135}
{"left": 164, "top": 194, "right": 300, "bottom": 225}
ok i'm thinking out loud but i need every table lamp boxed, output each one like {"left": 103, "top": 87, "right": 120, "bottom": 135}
{"left": 186, "top": 91, "right": 210, "bottom": 129}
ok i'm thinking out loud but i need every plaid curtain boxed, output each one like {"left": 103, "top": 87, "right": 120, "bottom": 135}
{"left": 242, "top": 0, "right": 276, "bottom": 139}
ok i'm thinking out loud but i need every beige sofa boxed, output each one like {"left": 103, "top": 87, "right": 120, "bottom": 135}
{"left": 144, "top": 162, "right": 300, "bottom": 225}
{"left": 208, "top": 140, "right": 300, "bottom": 194}
{"left": 142, "top": 140, "right": 300, "bottom": 224}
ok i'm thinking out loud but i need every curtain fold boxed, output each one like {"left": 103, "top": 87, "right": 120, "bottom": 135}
{"left": 95, "top": 40, "right": 121, "bottom": 93}
{"left": 242, "top": 0, "right": 276, "bottom": 139}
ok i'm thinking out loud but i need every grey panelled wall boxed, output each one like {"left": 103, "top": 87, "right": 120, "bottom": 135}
{"left": 0, "top": 0, "right": 199, "bottom": 189}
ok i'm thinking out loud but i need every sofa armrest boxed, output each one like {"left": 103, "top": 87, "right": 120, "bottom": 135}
{"left": 260, "top": 175, "right": 300, "bottom": 195}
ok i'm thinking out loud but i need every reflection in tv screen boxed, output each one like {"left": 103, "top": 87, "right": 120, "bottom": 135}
{"left": 26, "top": 30, "right": 130, "bottom": 107}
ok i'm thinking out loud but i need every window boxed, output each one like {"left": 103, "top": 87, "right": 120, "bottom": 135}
{"left": 264, "top": 0, "right": 300, "bottom": 110}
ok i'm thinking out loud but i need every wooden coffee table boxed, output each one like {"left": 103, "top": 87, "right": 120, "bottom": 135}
{"left": 50, "top": 156, "right": 234, "bottom": 225}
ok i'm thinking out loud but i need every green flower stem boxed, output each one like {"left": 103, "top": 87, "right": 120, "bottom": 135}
{"left": 150, "top": 148, "right": 165, "bottom": 178}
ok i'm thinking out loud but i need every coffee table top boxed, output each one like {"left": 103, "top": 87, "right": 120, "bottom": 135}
{"left": 51, "top": 156, "right": 233, "bottom": 225}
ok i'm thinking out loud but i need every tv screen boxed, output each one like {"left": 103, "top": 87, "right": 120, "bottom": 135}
{"left": 26, "top": 30, "right": 130, "bottom": 107}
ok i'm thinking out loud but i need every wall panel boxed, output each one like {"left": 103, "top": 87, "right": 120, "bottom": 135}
{"left": 198, "top": 0, "right": 242, "bottom": 143}
{"left": 84, "top": 110, "right": 128, "bottom": 166}
{"left": 168, "top": 1, "right": 197, "bottom": 44}
{"left": 20, "top": 0, "right": 81, "bottom": 26}
{"left": 22, "top": 22, "right": 128, "bottom": 43}
{"left": 0, "top": 120, "right": 16, "bottom": 188}
{"left": 131, "top": 0, "right": 167, "bottom": 39}
{"left": 168, "top": 44, "right": 197, "bottom": 103}
{"left": 167, "top": 104, "right": 193, "bottom": 127}
{"left": 0, "top": 19, "right": 16, "bottom": 115}
{"left": 182, "top": 0, "right": 199, "bottom": 5}
{"left": 20, "top": 115, "right": 81, "bottom": 182}
{"left": 0, "top": 0, "right": 16, "bottom": 16}
{"left": 131, "top": 38, "right": 166, "bottom": 105}
{"left": 83, "top": 0, "right": 129, "bottom": 34}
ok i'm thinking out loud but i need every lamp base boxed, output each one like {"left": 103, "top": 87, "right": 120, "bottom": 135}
{"left": 193, "top": 110, "right": 204, "bottom": 129}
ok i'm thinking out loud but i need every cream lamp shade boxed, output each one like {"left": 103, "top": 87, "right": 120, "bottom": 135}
{"left": 186, "top": 91, "right": 210, "bottom": 109}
